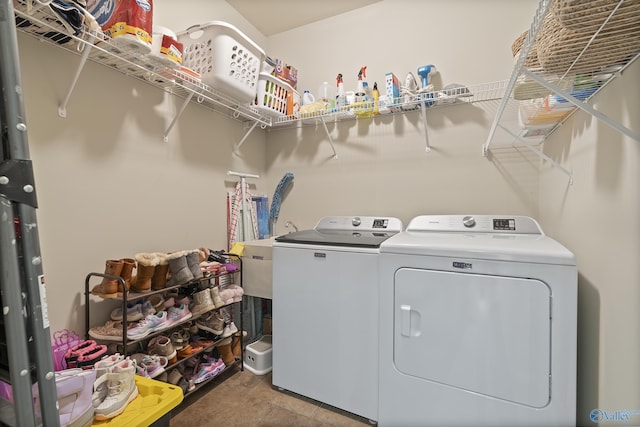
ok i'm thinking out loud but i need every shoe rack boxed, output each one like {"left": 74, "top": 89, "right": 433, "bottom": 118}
{"left": 0, "top": 1, "right": 60, "bottom": 425}
{"left": 83, "top": 254, "right": 244, "bottom": 398}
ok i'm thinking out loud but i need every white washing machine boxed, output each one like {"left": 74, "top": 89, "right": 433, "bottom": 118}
{"left": 272, "top": 216, "right": 403, "bottom": 421}
{"left": 378, "top": 215, "right": 577, "bottom": 427}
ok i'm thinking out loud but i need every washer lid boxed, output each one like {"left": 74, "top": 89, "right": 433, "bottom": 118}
{"left": 275, "top": 216, "right": 403, "bottom": 248}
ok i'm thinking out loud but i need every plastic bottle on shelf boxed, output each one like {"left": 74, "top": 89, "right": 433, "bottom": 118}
{"left": 302, "top": 90, "right": 315, "bottom": 105}
{"left": 335, "top": 73, "right": 347, "bottom": 110}
{"left": 317, "top": 81, "right": 333, "bottom": 110}
{"left": 372, "top": 82, "right": 380, "bottom": 115}
{"left": 355, "top": 66, "right": 367, "bottom": 103}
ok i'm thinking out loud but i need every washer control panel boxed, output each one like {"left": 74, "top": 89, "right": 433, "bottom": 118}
{"left": 316, "top": 216, "right": 403, "bottom": 232}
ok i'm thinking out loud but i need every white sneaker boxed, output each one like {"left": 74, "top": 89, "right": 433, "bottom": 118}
{"left": 93, "top": 359, "right": 138, "bottom": 421}
{"left": 127, "top": 311, "right": 169, "bottom": 340}
{"left": 92, "top": 354, "right": 124, "bottom": 408}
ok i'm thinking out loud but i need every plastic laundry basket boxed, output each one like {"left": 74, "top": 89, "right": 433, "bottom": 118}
{"left": 254, "top": 73, "right": 297, "bottom": 118}
{"left": 177, "top": 21, "right": 266, "bottom": 103}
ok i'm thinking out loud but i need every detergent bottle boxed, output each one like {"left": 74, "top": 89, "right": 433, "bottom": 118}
{"left": 372, "top": 82, "right": 380, "bottom": 115}
{"left": 317, "top": 81, "right": 333, "bottom": 110}
{"left": 335, "top": 73, "right": 347, "bottom": 109}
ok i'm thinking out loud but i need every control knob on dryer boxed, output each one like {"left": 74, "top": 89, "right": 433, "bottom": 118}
{"left": 352, "top": 217, "right": 362, "bottom": 227}
{"left": 462, "top": 216, "right": 476, "bottom": 228}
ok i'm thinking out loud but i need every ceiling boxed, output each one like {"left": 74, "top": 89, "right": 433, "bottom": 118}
{"left": 225, "top": 0, "right": 382, "bottom": 36}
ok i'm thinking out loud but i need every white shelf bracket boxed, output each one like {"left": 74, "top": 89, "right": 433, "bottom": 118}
{"left": 319, "top": 116, "right": 338, "bottom": 159}
{"left": 522, "top": 70, "right": 640, "bottom": 143}
{"left": 164, "top": 92, "right": 195, "bottom": 142}
{"left": 57, "top": 42, "right": 93, "bottom": 118}
{"left": 500, "top": 124, "right": 574, "bottom": 185}
{"left": 234, "top": 120, "right": 259, "bottom": 155}
{"left": 420, "top": 103, "right": 431, "bottom": 152}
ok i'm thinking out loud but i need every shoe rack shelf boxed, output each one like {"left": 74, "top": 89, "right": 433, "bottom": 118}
{"left": 484, "top": 0, "right": 640, "bottom": 184}
{"left": 13, "top": 4, "right": 508, "bottom": 158}
{"left": 83, "top": 254, "right": 244, "bottom": 396}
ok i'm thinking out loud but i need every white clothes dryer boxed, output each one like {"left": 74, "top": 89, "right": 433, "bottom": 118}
{"left": 378, "top": 215, "right": 577, "bottom": 427}
{"left": 273, "top": 216, "right": 403, "bottom": 422}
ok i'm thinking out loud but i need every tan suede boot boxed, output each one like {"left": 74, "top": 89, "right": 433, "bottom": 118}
{"left": 131, "top": 253, "right": 158, "bottom": 293}
{"left": 91, "top": 260, "right": 124, "bottom": 299}
{"left": 231, "top": 330, "right": 246, "bottom": 360}
{"left": 216, "top": 337, "right": 235, "bottom": 365}
{"left": 117, "top": 258, "right": 136, "bottom": 296}
{"left": 151, "top": 253, "right": 169, "bottom": 291}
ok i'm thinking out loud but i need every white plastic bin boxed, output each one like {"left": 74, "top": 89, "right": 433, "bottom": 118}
{"left": 177, "top": 21, "right": 266, "bottom": 103}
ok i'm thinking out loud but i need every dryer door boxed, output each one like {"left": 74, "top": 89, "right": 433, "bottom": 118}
{"left": 394, "top": 268, "right": 551, "bottom": 408}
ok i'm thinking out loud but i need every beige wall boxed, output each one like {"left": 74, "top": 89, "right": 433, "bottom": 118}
{"left": 539, "top": 59, "right": 640, "bottom": 426}
{"left": 14, "top": 0, "right": 639, "bottom": 425}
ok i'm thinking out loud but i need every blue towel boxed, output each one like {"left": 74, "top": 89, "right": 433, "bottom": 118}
{"left": 269, "top": 172, "right": 294, "bottom": 226}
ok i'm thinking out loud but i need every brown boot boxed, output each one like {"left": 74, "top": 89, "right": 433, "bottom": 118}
{"left": 216, "top": 337, "right": 235, "bottom": 366}
{"left": 131, "top": 253, "right": 158, "bottom": 293}
{"left": 151, "top": 253, "right": 169, "bottom": 291}
{"left": 231, "top": 330, "right": 246, "bottom": 360}
{"left": 118, "top": 258, "right": 136, "bottom": 296}
{"left": 91, "top": 259, "right": 124, "bottom": 298}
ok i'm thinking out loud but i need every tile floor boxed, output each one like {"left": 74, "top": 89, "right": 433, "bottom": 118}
{"left": 169, "top": 366, "right": 371, "bottom": 427}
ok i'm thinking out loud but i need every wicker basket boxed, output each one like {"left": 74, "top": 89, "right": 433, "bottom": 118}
{"left": 550, "top": 0, "right": 640, "bottom": 30}
{"left": 512, "top": 30, "right": 542, "bottom": 68}
{"left": 536, "top": 11, "right": 640, "bottom": 74}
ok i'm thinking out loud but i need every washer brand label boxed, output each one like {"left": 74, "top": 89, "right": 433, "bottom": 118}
{"left": 453, "top": 261, "right": 472, "bottom": 269}
{"left": 314, "top": 252, "right": 326, "bottom": 258}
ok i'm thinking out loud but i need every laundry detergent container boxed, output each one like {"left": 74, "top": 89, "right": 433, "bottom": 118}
{"left": 177, "top": 21, "right": 266, "bottom": 103}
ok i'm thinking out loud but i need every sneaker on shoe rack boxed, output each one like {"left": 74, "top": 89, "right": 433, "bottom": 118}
{"left": 94, "top": 359, "right": 138, "bottom": 421}
{"left": 127, "top": 311, "right": 169, "bottom": 340}
{"left": 190, "top": 289, "right": 215, "bottom": 317}
{"left": 221, "top": 321, "right": 239, "bottom": 339}
{"left": 177, "top": 377, "right": 190, "bottom": 395}
{"left": 141, "top": 299, "right": 156, "bottom": 316}
{"left": 140, "top": 355, "right": 168, "bottom": 379}
{"left": 148, "top": 335, "right": 177, "bottom": 360}
{"left": 110, "top": 301, "right": 144, "bottom": 322}
{"left": 166, "top": 304, "right": 192, "bottom": 326}
{"left": 170, "top": 330, "right": 190, "bottom": 351}
{"left": 195, "top": 312, "right": 225, "bottom": 336}
{"left": 167, "top": 369, "right": 182, "bottom": 385}
{"left": 193, "top": 358, "right": 225, "bottom": 384}
{"left": 89, "top": 320, "right": 125, "bottom": 342}
{"left": 156, "top": 371, "right": 168, "bottom": 383}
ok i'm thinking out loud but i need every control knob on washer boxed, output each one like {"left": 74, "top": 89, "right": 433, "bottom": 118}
{"left": 352, "top": 217, "right": 361, "bottom": 227}
{"left": 462, "top": 216, "right": 476, "bottom": 228}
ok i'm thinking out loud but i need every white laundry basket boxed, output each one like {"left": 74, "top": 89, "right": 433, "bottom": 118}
{"left": 177, "top": 21, "right": 266, "bottom": 103}
{"left": 254, "top": 73, "right": 297, "bottom": 118}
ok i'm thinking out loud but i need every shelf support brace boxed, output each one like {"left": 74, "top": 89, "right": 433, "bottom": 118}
{"left": 420, "top": 103, "right": 431, "bottom": 152}
{"left": 319, "top": 116, "right": 338, "bottom": 159}
{"left": 58, "top": 42, "right": 93, "bottom": 118}
{"left": 234, "top": 120, "right": 259, "bottom": 155}
{"left": 164, "top": 92, "right": 194, "bottom": 142}
{"left": 523, "top": 70, "right": 640, "bottom": 143}
{"left": 499, "top": 124, "right": 574, "bottom": 185}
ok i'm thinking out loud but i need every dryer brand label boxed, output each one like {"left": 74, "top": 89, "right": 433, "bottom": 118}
{"left": 453, "top": 261, "right": 472, "bottom": 269}
{"left": 314, "top": 252, "right": 326, "bottom": 258}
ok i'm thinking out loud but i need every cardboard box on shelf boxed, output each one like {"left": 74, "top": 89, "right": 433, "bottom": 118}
{"left": 385, "top": 72, "right": 401, "bottom": 110}
{"left": 274, "top": 59, "right": 298, "bottom": 89}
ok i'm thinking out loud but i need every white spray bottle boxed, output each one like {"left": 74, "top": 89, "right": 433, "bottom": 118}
{"left": 336, "top": 73, "right": 347, "bottom": 109}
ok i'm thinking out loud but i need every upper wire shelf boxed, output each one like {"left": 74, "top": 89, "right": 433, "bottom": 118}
{"left": 485, "top": 0, "right": 640, "bottom": 154}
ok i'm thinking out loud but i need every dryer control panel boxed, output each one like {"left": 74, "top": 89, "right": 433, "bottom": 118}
{"left": 406, "top": 215, "right": 543, "bottom": 234}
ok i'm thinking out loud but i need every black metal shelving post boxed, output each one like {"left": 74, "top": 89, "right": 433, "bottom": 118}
{"left": 0, "top": 0, "right": 60, "bottom": 425}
